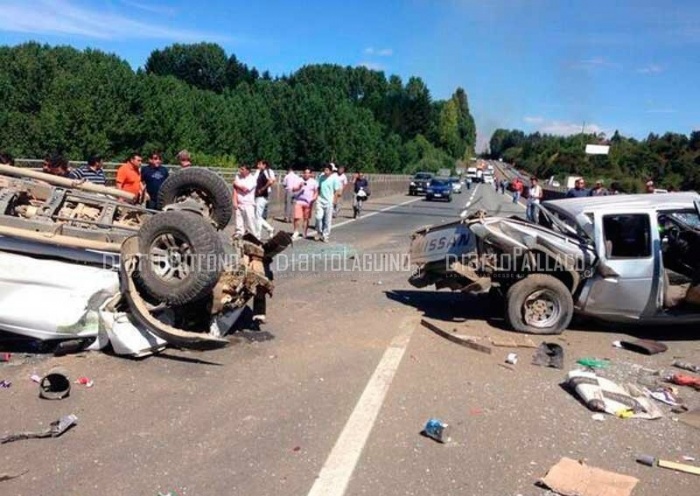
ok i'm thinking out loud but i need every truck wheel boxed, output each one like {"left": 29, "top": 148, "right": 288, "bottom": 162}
{"left": 506, "top": 274, "right": 573, "bottom": 335}
{"left": 157, "top": 167, "right": 233, "bottom": 229}
{"left": 135, "top": 211, "right": 224, "bottom": 306}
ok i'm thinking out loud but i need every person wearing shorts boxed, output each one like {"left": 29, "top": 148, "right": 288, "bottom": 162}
{"left": 292, "top": 168, "right": 318, "bottom": 240}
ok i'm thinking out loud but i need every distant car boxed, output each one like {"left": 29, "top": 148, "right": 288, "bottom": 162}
{"left": 449, "top": 177, "right": 463, "bottom": 194}
{"left": 409, "top": 172, "right": 434, "bottom": 196}
{"left": 425, "top": 178, "right": 452, "bottom": 202}
{"left": 483, "top": 173, "right": 495, "bottom": 184}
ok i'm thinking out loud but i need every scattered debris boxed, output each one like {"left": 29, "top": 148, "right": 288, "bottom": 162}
{"left": 618, "top": 339, "right": 668, "bottom": 355}
{"left": 39, "top": 368, "right": 71, "bottom": 400}
{"left": 683, "top": 456, "right": 696, "bottom": 462}
{"left": 420, "top": 319, "right": 492, "bottom": 354}
{"left": 75, "top": 377, "right": 94, "bottom": 388}
{"left": 0, "top": 470, "right": 28, "bottom": 482}
{"left": 532, "top": 342, "right": 564, "bottom": 369}
{"left": 566, "top": 370, "right": 664, "bottom": 419}
{"left": 292, "top": 446, "right": 301, "bottom": 452}
{"left": 591, "top": 413, "right": 606, "bottom": 422}
{"left": 0, "top": 380, "right": 10, "bottom": 388}
{"left": 0, "top": 353, "right": 10, "bottom": 362}
{"left": 505, "top": 353, "right": 518, "bottom": 365}
{"left": 668, "top": 373, "right": 700, "bottom": 391}
{"left": 29, "top": 374, "right": 41, "bottom": 384}
{"left": 540, "top": 457, "right": 639, "bottom": 496}
{"left": 636, "top": 454, "right": 700, "bottom": 476}
{"left": 576, "top": 358, "right": 610, "bottom": 369}
{"left": 422, "top": 418, "right": 450, "bottom": 443}
{"left": 612, "top": 340, "right": 623, "bottom": 348}
{"left": 1, "top": 414, "right": 78, "bottom": 444}
{"left": 673, "top": 360, "right": 700, "bottom": 374}
{"left": 644, "top": 387, "right": 681, "bottom": 407}
{"left": 490, "top": 335, "right": 538, "bottom": 348}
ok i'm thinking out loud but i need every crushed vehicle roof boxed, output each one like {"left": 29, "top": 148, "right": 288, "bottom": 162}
{"left": 543, "top": 192, "right": 700, "bottom": 217}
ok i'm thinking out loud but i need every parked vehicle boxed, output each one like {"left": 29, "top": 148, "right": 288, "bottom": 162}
{"left": 409, "top": 172, "right": 434, "bottom": 196}
{"left": 408, "top": 192, "right": 700, "bottom": 335}
{"left": 425, "top": 178, "right": 453, "bottom": 202}
{"left": 449, "top": 177, "right": 463, "bottom": 194}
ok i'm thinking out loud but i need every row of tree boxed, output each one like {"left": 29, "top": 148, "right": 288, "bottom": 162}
{"left": 487, "top": 129, "right": 700, "bottom": 192}
{"left": 0, "top": 42, "right": 477, "bottom": 173}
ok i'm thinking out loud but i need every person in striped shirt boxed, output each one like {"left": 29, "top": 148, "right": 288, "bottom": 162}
{"left": 68, "top": 155, "right": 106, "bottom": 185}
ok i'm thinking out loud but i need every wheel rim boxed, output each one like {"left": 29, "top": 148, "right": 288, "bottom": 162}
{"left": 149, "top": 232, "right": 193, "bottom": 283}
{"left": 522, "top": 289, "right": 561, "bottom": 328}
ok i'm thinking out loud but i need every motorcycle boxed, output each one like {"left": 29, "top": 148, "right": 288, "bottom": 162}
{"left": 353, "top": 187, "right": 369, "bottom": 219}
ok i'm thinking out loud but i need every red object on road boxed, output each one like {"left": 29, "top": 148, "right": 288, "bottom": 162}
{"left": 669, "top": 373, "right": 700, "bottom": 391}
{"left": 0, "top": 353, "right": 10, "bottom": 362}
{"left": 75, "top": 376, "right": 94, "bottom": 387}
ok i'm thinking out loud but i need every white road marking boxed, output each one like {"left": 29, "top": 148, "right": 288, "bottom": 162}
{"left": 463, "top": 183, "right": 480, "bottom": 210}
{"left": 333, "top": 196, "right": 423, "bottom": 230}
{"left": 306, "top": 316, "right": 418, "bottom": 496}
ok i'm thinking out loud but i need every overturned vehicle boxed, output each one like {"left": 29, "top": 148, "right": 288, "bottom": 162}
{"left": 0, "top": 163, "right": 291, "bottom": 352}
{"left": 409, "top": 192, "right": 700, "bottom": 335}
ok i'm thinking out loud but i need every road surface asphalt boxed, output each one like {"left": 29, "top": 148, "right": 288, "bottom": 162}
{"left": 1, "top": 180, "right": 698, "bottom": 496}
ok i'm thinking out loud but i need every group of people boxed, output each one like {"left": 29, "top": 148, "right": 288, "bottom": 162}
{"left": 278, "top": 163, "right": 370, "bottom": 242}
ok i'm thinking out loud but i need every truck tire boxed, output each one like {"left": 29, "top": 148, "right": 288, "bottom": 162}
{"left": 157, "top": 167, "right": 233, "bottom": 229}
{"left": 135, "top": 211, "right": 224, "bottom": 306}
{"left": 506, "top": 274, "right": 573, "bottom": 335}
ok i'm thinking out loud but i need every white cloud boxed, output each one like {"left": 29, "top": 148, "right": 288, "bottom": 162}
{"left": 569, "top": 56, "right": 621, "bottom": 70}
{"left": 637, "top": 64, "right": 664, "bottom": 74}
{"left": 357, "top": 61, "right": 385, "bottom": 71}
{"left": 364, "top": 47, "right": 393, "bottom": 57}
{"left": 525, "top": 118, "right": 605, "bottom": 136}
{"left": 0, "top": 0, "right": 229, "bottom": 42}
{"left": 644, "top": 108, "right": 676, "bottom": 114}
{"left": 119, "top": 0, "right": 177, "bottom": 16}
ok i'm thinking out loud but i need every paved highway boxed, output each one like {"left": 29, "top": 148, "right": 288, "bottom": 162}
{"left": 1, "top": 183, "right": 698, "bottom": 496}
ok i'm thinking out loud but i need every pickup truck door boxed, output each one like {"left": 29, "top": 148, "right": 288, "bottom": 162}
{"left": 580, "top": 210, "right": 663, "bottom": 317}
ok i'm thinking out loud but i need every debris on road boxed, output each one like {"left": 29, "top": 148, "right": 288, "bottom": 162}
{"left": 505, "top": 352, "right": 518, "bottom": 365}
{"left": 566, "top": 370, "right": 664, "bottom": 419}
{"left": 591, "top": 413, "right": 605, "bottom": 422}
{"left": 0, "top": 380, "right": 10, "bottom": 388}
{"left": 422, "top": 418, "right": 450, "bottom": 443}
{"left": 420, "top": 319, "right": 492, "bottom": 354}
{"left": 540, "top": 457, "right": 639, "bottom": 496}
{"left": 682, "top": 455, "right": 697, "bottom": 462}
{"left": 531, "top": 342, "right": 564, "bottom": 369}
{"left": 29, "top": 373, "right": 41, "bottom": 383}
{"left": 576, "top": 358, "right": 610, "bottom": 369}
{"left": 0, "top": 352, "right": 10, "bottom": 362}
{"left": 0, "top": 470, "right": 28, "bottom": 482}
{"left": 636, "top": 453, "right": 700, "bottom": 476}
{"left": 667, "top": 373, "right": 700, "bottom": 391}
{"left": 618, "top": 339, "right": 668, "bottom": 355}
{"left": 39, "top": 368, "right": 71, "bottom": 400}
{"left": 673, "top": 360, "right": 700, "bottom": 374}
{"left": 75, "top": 376, "right": 94, "bottom": 387}
{"left": 1, "top": 414, "right": 78, "bottom": 444}
{"left": 644, "top": 387, "right": 682, "bottom": 407}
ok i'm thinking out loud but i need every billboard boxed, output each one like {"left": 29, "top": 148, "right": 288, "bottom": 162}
{"left": 585, "top": 144, "right": 610, "bottom": 155}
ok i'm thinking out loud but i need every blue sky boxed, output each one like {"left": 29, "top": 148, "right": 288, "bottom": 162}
{"left": 1, "top": 0, "right": 698, "bottom": 151}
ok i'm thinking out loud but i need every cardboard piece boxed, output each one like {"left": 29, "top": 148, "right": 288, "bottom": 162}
{"left": 541, "top": 457, "right": 639, "bottom": 496}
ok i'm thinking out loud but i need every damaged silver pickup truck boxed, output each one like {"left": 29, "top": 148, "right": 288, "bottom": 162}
{"left": 0, "top": 163, "right": 291, "bottom": 350}
{"left": 409, "top": 192, "right": 700, "bottom": 335}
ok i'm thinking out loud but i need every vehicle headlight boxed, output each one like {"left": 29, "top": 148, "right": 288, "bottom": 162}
{"left": 410, "top": 181, "right": 416, "bottom": 186}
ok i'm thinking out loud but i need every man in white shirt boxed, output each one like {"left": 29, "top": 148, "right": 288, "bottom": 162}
{"left": 333, "top": 165, "right": 349, "bottom": 218}
{"left": 526, "top": 177, "right": 543, "bottom": 222}
{"left": 233, "top": 164, "right": 259, "bottom": 238}
{"left": 282, "top": 166, "right": 301, "bottom": 223}
{"left": 253, "top": 160, "right": 276, "bottom": 238}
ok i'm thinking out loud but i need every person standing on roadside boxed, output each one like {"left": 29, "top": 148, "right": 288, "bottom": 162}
{"left": 511, "top": 177, "right": 523, "bottom": 204}
{"left": 233, "top": 164, "right": 258, "bottom": 238}
{"left": 333, "top": 165, "right": 349, "bottom": 218}
{"left": 282, "top": 166, "right": 301, "bottom": 223}
{"left": 141, "top": 152, "right": 169, "bottom": 209}
{"left": 176, "top": 150, "right": 192, "bottom": 168}
{"left": 254, "top": 160, "right": 276, "bottom": 238}
{"left": 589, "top": 180, "right": 608, "bottom": 196}
{"left": 526, "top": 177, "right": 543, "bottom": 222}
{"left": 68, "top": 154, "right": 106, "bottom": 185}
{"left": 315, "top": 163, "right": 341, "bottom": 242}
{"left": 116, "top": 153, "right": 145, "bottom": 203}
{"left": 291, "top": 168, "right": 318, "bottom": 240}
{"left": 566, "top": 178, "right": 589, "bottom": 198}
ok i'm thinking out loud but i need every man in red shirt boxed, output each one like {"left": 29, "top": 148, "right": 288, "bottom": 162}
{"left": 116, "top": 153, "right": 144, "bottom": 203}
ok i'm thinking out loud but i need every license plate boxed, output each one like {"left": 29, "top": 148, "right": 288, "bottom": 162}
{"left": 434, "top": 193, "right": 442, "bottom": 197}
{"left": 416, "top": 187, "right": 423, "bottom": 191}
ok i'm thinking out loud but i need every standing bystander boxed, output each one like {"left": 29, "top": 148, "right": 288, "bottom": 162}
{"left": 116, "top": 153, "right": 144, "bottom": 203}
{"left": 141, "top": 152, "right": 169, "bottom": 209}
{"left": 68, "top": 155, "right": 106, "bottom": 185}
{"left": 233, "top": 164, "right": 258, "bottom": 238}
{"left": 315, "top": 164, "right": 341, "bottom": 242}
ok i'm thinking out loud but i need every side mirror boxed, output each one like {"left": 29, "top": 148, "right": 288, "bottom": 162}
{"left": 576, "top": 213, "right": 594, "bottom": 238}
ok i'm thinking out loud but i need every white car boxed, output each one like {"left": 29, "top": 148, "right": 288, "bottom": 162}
{"left": 450, "top": 178, "right": 463, "bottom": 194}
{"left": 483, "top": 174, "right": 495, "bottom": 184}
